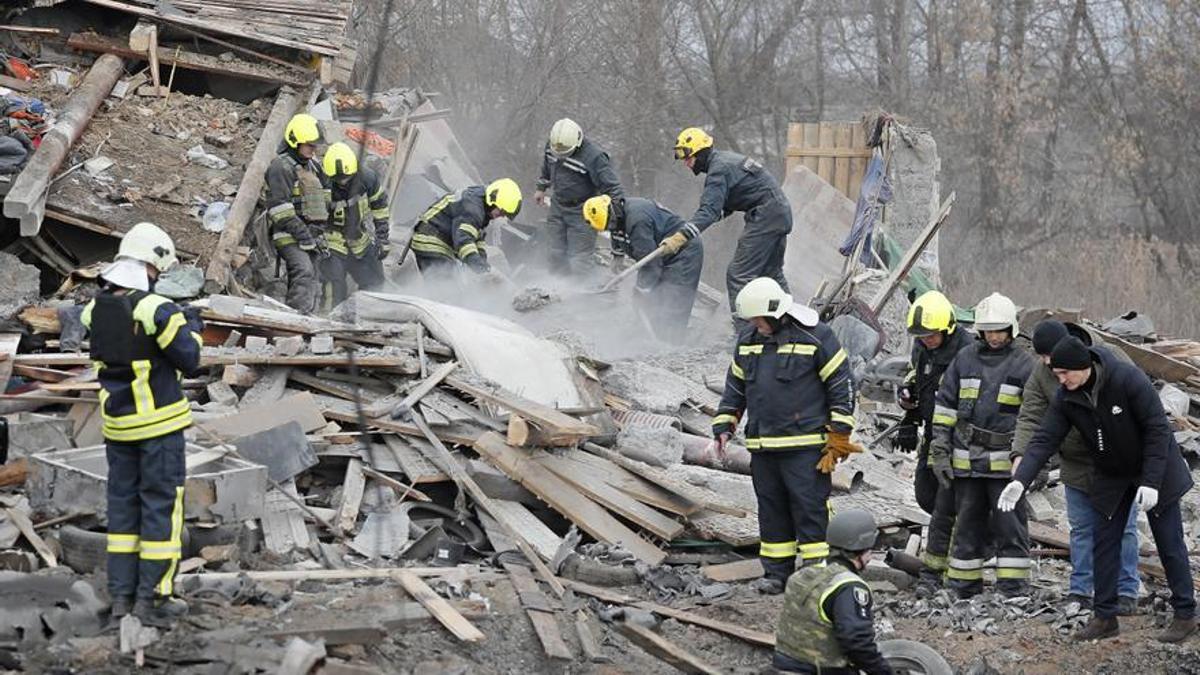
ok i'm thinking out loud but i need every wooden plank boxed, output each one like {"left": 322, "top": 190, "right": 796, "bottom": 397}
{"left": 13, "top": 352, "right": 415, "bottom": 370}
{"left": 581, "top": 443, "right": 746, "bottom": 518}
{"left": 561, "top": 451, "right": 699, "bottom": 516}
{"left": 868, "top": 192, "right": 956, "bottom": 314}
{"left": 785, "top": 146, "right": 874, "bottom": 159}
{"left": 833, "top": 124, "right": 853, "bottom": 197}
{"left": 816, "top": 122, "right": 836, "bottom": 185}
{"left": 6, "top": 507, "right": 57, "bottom": 567}
{"left": 481, "top": 500, "right": 563, "bottom": 561}
{"left": 445, "top": 375, "right": 599, "bottom": 443}
{"left": 784, "top": 123, "right": 804, "bottom": 176}
{"left": 562, "top": 578, "right": 776, "bottom": 648}
{"left": 287, "top": 369, "right": 357, "bottom": 401}
{"left": 396, "top": 570, "right": 485, "bottom": 642}
{"left": 336, "top": 458, "right": 366, "bottom": 535}
{"left": 260, "top": 482, "right": 310, "bottom": 555}
{"left": 1094, "top": 331, "right": 1200, "bottom": 383}
{"left": 360, "top": 466, "right": 432, "bottom": 502}
{"left": 378, "top": 435, "right": 448, "bottom": 484}
{"left": 616, "top": 621, "right": 722, "bottom": 675}
{"left": 802, "top": 123, "right": 820, "bottom": 172}
{"left": 0, "top": 334, "right": 22, "bottom": 394}
{"left": 365, "top": 360, "right": 457, "bottom": 418}
{"left": 700, "top": 558, "right": 763, "bottom": 582}
{"left": 319, "top": 397, "right": 483, "bottom": 447}
{"left": 180, "top": 565, "right": 497, "bottom": 584}
{"left": 848, "top": 123, "right": 868, "bottom": 200}
{"left": 535, "top": 452, "right": 684, "bottom": 540}
{"left": 474, "top": 433, "right": 667, "bottom": 566}
{"left": 504, "top": 563, "right": 572, "bottom": 660}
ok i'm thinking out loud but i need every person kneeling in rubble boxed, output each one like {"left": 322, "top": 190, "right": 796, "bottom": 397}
{"left": 81, "top": 223, "right": 204, "bottom": 627}
{"left": 929, "top": 292, "right": 1034, "bottom": 598}
{"left": 1000, "top": 336, "right": 1196, "bottom": 643}
{"left": 581, "top": 194, "right": 703, "bottom": 343}
{"left": 410, "top": 178, "right": 521, "bottom": 284}
{"left": 317, "top": 142, "right": 390, "bottom": 311}
{"left": 773, "top": 509, "right": 894, "bottom": 674}
{"left": 712, "top": 277, "right": 859, "bottom": 594}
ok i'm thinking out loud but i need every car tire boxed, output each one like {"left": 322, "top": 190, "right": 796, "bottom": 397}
{"left": 878, "top": 638, "right": 954, "bottom": 675}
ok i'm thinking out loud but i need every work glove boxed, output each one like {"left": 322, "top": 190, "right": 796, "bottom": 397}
{"left": 533, "top": 190, "right": 550, "bottom": 207}
{"left": 897, "top": 385, "right": 918, "bottom": 411}
{"left": 660, "top": 231, "right": 690, "bottom": 256}
{"left": 997, "top": 480, "right": 1026, "bottom": 512}
{"left": 1135, "top": 486, "right": 1159, "bottom": 513}
{"left": 892, "top": 422, "right": 919, "bottom": 454}
{"left": 928, "top": 442, "right": 954, "bottom": 490}
{"left": 817, "top": 429, "right": 863, "bottom": 474}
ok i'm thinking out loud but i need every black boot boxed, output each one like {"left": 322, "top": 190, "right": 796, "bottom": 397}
{"left": 133, "top": 596, "right": 188, "bottom": 628}
{"left": 1073, "top": 616, "right": 1119, "bottom": 642}
{"left": 1157, "top": 616, "right": 1197, "bottom": 644}
{"left": 110, "top": 596, "right": 135, "bottom": 619}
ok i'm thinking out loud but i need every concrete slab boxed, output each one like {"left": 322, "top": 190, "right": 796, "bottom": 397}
{"left": 6, "top": 414, "right": 75, "bottom": 458}
{"left": 29, "top": 444, "right": 266, "bottom": 525}
{"left": 231, "top": 420, "right": 317, "bottom": 483}
{"left": 0, "top": 252, "right": 39, "bottom": 321}
{"left": 781, "top": 164, "right": 854, "bottom": 304}
{"left": 0, "top": 571, "right": 105, "bottom": 644}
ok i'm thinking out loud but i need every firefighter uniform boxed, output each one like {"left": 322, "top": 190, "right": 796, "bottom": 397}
{"left": 536, "top": 137, "right": 623, "bottom": 275}
{"left": 674, "top": 131, "right": 792, "bottom": 312}
{"left": 264, "top": 149, "right": 330, "bottom": 313}
{"left": 411, "top": 185, "right": 493, "bottom": 279}
{"left": 319, "top": 165, "right": 389, "bottom": 310}
{"left": 774, "top": 558, "right": 894, "bottom": 674}
{"left": 902, "top": 324, "right": 972, "bottom": 585}
{"left": 614, "top": 198, "right": 703, "bottom": 343}
{"left": 713, "top": 317, "right": 855, "bottom": 581}
{"left": 931, "top": 338, "right": 1035, "bottom": 596}
{"left": 81, "top": 288, "right": 202, "bottom": 606}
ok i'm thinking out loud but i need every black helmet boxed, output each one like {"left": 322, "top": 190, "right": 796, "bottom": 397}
{"left": 827, "top": 509, "right": 878, "bottom": 552}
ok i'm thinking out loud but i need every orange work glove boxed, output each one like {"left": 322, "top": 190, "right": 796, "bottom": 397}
{"left": 816, "top": 430, "right": 864, "bottom": 474}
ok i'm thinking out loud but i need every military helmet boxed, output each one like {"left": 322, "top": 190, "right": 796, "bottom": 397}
{"left": 826, "top": 509, "right": 878, "bottom": 552}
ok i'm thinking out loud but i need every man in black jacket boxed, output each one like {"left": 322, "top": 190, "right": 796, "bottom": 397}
{"left": 1000, "top": 337, "right": 1196, "bottom": 642}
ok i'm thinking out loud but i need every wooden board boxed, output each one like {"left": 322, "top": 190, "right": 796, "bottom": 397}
{"left": 66, "top": 32, "right": 310, "bottom": 86}
{"left": 445, "top": 375, "right": 598, "bottom": 443}
{"left": 337, "top": 458, "right": 365, "bottom": 535}
{"left": 0, "top": 334, "right": 22, "bottom": 395}
{"left": 366, "top": 360, "right": 458, "bottom": 418}
{"left": 581, "top": 443, "right": 746, "bottom": 517}
{"left": 474, "top": 433, "right": 666, "bottom": 565}
{"left": 377, "top": 435, "right": 448, "bottom": 484}
{"left": 700, "top": 558, "right": 763, "bottom": 582}
{"left": 784, "top": 120, "right": 867, "bottom": 200}
{"left": 560, "top": 451, "right": 699, "bottom": 516}
{"left": 319, "top": 396, "right": 484, "bottom": 447}
{"left": 504, "top": 563, "right": 571, "bottom": 660}
{"left": 616, "top": 621, "right": 722, "bottom": 675}
{"left": 14, "top": 352, "right": 417, "bottom": 370}
{"left": 534, "top": 452, "right": 684, "bottom": 540}
{"left": 396, "top": 570, "right": 485, "bottom": 642}
{"left": 479, "top": 500, "right": 564, "bottom": 561}
{"left": 5, "top": 507, "right": 56, "bottom": 567}
{"left": 1095, "top": 331, "right": 1200, "bottom": 383}
{"left": 261, "top": 482, "right": 310, "bottom": 555}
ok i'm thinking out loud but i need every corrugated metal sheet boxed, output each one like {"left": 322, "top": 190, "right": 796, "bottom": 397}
{"left": 83, "top": 0, "right": 353, "bottom": 55}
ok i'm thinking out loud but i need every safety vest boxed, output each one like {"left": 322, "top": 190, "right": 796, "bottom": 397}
{"left": 81, "top": 292, "right": 194, "bottom": 442}
{"left": 265, "top": 152, "right": 330, "bottom": 247}
{"left": 775, "top": 564, "right": 865, "bottom": 669}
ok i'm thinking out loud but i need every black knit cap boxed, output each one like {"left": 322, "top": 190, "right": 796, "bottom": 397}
{"left": 1032, "top": 320, "right": 1069, "bottom": 356}
{"left": 1050, "top": 336, "right": 1092, "bottom": 370}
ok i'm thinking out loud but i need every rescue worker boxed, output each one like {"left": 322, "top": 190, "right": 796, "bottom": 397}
{"left": 581, "top": 194, "right": 703, "bottom": 343}
{"left": 81, "top": 222, "right": 203, "bottom": 627}
{"left": 1016, "top": 320, "right": 1140, "bottom": 614}
{"left": 533, "top": 118, "right": 623, "bottom": 276}
{"left": 713, "top": 277, "right": 859, "bottom": 594}
{"left": 895, "top": 290, "right": 973, "bottom": 594}
{"left": 317, "top": 142, "right": 389, "bottom": 310}
{"left": 265, "top": 113, "right": 330, "bottom": 314}
{"left": 669, "top": 127, "right": 792, "bottom": 320}
{"left": 774, "top": 509, "right": 895, "bottom": 675}
{"left": 1001, "top": 336, "right": 1196, "bottom": 643}
{"left": 411, "top": 178, "right": 522, "bottom": 281}
{"left": 929, "top": 292, "right": 1035, "bottom": 598}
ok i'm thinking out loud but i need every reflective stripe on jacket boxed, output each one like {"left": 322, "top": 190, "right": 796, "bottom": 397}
{"left": 412, "top": 185, "right": 490, "bottom": 272}
{"left": 263, "top": 150, "right": 330, "bottom": 248}
{"left": 81, "top": 291, "right": 203, "bottom": 442}
{"left": 712, "top": 317, "right": 855, "bottom": 451}
{"left": 535, "top": 137, "right": 623, "bottom": 206}
{"left": 328, "top": 166, "right": 389, "bottom": 257}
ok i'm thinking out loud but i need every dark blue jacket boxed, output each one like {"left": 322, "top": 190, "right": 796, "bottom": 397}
{"left": 621, "top": 197, "right": 702, "bottom": 292}
{"left": 1014, "top": 347, "right": 1193, "bottom": 518}
{"left": 535, "top": 138, "right": 623, "bottom": 207}
{"left": 411, "top": 185, "right": 490, "bottom": 272}
{"left": 688, "top": 150, "right": 792, "bottom": 235}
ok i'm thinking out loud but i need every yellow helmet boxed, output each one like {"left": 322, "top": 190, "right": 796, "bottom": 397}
{"left": 674, "top": 127, "right": 713, "bottom": 160}
{"left": 485, "top": 178, "right": 522, "bottom": 218}
{"left": 322, "top": 142, "right": 358, "bottom": 180}
{"left": 907, "top": 290, "right": 956, "bottom": 337}
{"left": 284, "top": 114, "right": 321, "bottom": 149}
{"left": 582, "top": 195, "right": 612, "bottom": 231}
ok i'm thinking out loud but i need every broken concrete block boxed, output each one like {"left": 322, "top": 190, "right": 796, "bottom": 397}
{"left": 199, "top": 544, "right": 236, "bottom": 563}
{"left": 209, "top": 295, "right": 246, "bottom": 318}
{"left": 206, "top": 381, "right": 239, "bottom": 408}
{"left": 273, "top": 335, "right": 304, "bottom": 357}
{"left": 277, "top": 636, "right": 326, "bottom": 675}
{"left": 0, "top": 252, "right": 40, "bottom": 321}
{"left": 7, "top": 415, "right": 74, "bottom": 459}
{"left": 222, "top": 363, "right": 259, "bottom": 388}
{"left": 310, "top": 334, "right": 334, "bottom": 355}
{"left": 244, "top": 335, "right": 269, "bottom": 352}
{"left": 231, "top": 421, "right": 317, "bottom": 483}
{"left": 0, "top": 572, "right": 105, "bottom": 644}
{"left": 222, "top": 329, "right": 243, "bottom": 349}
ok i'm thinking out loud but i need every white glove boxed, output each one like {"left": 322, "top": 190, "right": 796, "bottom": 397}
{"left": 1135, "top": 486, "right": 1159, "bottom": 513}
{"left": 997, "top": 480, "right": 1026, "bottom": 512}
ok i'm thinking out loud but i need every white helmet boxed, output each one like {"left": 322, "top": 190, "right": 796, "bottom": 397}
{"left": 99, "top": 257, "right": 150, "bottom": 292}
{"left": 549, "top": 118, "right": 583, "bottom": 156}
{"left": 118, "top": 222, "right": 178, "bottom": 273}
{"left": 973, "top": 292, "right": 1019, "bottom": 337}
{"left": 735, "top": 277, "right": 793, "bottom": 320}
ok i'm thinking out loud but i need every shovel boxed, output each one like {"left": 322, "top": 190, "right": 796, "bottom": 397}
{"left": 590, "top": 243, "right": 668, "bottom": 294}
